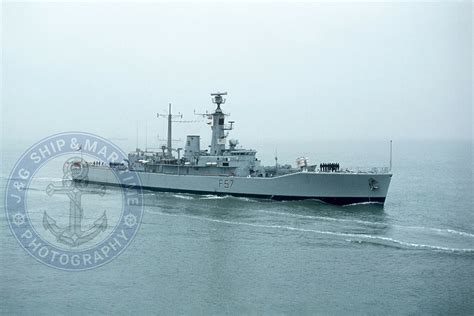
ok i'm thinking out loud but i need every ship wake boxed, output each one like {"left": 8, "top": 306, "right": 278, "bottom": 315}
{"left": 145, "top": 209, "right": 474, "bottom": 255}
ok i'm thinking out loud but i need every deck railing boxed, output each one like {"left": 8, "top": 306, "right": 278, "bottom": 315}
{"left": 330, "top": 167, "right": 391, "bottom": 174}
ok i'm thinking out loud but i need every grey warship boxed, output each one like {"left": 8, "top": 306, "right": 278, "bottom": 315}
{"left": 80, "top": 92, "right": 392, "bottom": 205}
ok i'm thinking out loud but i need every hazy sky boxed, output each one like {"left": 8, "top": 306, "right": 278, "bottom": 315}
{"left": 2, "top": 0, "right": 472, "bottom": 150}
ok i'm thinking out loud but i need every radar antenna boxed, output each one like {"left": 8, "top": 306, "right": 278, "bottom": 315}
{"left": 211, "top": 92, "right": 227, "bottom": 109}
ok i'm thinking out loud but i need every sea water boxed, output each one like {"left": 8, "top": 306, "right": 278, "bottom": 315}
{"left": 1, "top": 140, "right": 472, "bottom": 314}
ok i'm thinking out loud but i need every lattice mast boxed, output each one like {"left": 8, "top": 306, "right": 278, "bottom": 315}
{"left": 209, "top": 92, "right": 233, "bottom": 155}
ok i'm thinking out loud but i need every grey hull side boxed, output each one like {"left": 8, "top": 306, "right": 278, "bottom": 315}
{"left": 78, "top": 167, "right": 392, "bottom": 205}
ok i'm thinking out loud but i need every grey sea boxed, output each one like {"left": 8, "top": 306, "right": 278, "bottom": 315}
{"left": 1, "top": 139, "right": 473, "bottom": 315}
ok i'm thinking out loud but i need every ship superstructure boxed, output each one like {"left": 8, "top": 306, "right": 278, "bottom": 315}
{"left": 128, "top": 92, "right": 266, "bottom": 178}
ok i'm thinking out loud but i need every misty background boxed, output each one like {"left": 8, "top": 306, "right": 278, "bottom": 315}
{"left": 1, "top": 1, "right": 472, "bottom": 166}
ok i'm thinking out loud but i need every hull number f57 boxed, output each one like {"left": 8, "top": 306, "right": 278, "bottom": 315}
{"left": 218, "top": 179, "right": 234, "bottom": 189}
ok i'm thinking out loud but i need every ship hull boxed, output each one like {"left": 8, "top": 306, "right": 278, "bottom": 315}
{"left": 78, "top": 166, "right": 392, "bottom": 205}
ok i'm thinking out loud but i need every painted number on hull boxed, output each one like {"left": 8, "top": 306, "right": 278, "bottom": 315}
{"left": 218, "top": 179, "right": 234, "bottom": 189}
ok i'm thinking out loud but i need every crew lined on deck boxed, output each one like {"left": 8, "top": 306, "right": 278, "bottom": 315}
{"left": 320, "top": 163, "right": 339, "bottom": 172}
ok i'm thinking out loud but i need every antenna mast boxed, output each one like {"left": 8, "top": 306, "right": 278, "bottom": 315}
{"left": 157, "top": 103, "right": 183, "bottom": 158}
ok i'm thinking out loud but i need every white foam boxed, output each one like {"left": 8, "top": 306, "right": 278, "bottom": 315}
{"left": 390, "top": 225, "right": 474, "bottom": 239}
{"left": 351, "top": 236, "right": 474, "bottom": 253}
{"left": 172, "top": 194, "right": 194, "bottom": 200}
{"left": 200, "top": 195, "right": 228, "bottom": 200}
{"left": 445, "top": 229, "right": 474, "bottom": 238}
{"left": 342, "top": 201, "right": 384, "bottom": 207}
{"left": 236, "top": 197, "right": 253, "bottom": 202}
